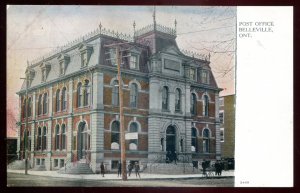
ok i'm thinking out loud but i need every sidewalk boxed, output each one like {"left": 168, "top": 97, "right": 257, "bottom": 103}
{"left": 7, "top": 169, "right": 234, "bottom": 181}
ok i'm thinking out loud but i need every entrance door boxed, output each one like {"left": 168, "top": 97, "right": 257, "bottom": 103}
{"left": 166, "top": 126, "right": 176, "bottom": 162}
{"left": 77, "top": 122, "right": 89, "bottom": 160}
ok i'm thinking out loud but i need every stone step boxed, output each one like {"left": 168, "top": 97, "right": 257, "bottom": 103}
{"left": 57, "top": 162, "right": 94, "bottom": 174}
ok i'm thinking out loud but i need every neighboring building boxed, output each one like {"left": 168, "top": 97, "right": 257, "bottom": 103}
{"left": 17, "top": 14, "right": 222, "bottom": 173}
{"left": 7, "top": 137, "right": 18, "bottom": 164}
{"left": 219, "top": 94, "right": 235, "bottom": 159}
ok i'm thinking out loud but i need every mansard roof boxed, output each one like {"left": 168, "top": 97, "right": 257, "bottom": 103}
{"left": 19, "top": 21, "right": 212, "bottom": 92}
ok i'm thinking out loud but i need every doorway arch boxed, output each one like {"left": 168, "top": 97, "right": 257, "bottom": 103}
{"left": 77, "top": 121, "right": 90, "bottom": 160}
{"left": 166, "top": 125, "right": 177, "bottom": 162}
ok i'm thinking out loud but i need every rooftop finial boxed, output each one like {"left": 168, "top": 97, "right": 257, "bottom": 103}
{"left": 208, "top": 52, "right": 211, "bottom": 61}
{"left": 174, "top": 19, "right": 177, "bottom": 34}
{"left": 153, "top": 6, "right": 156, "bottom": 28}
{"left": 133, "top": 21, "right": 136, "bottom": 40}
{"left": 27, "top": 60, "right": 29, "bottom": 67}
{"left": 99, "top": 22, "right": 102, "bottom": 34}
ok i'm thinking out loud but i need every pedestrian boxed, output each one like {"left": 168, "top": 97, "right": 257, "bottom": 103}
{"left": 202, "top": 160, "right": 207, "bottom": 175}
{"left": 117, "top": 161, "right": 122, "bottom": 177}
{"left": 215, "top": 161, "right": 220, "bottom": 176}
{"left": 134, "top": 162, "right": 141, "bottom": 179}
{"left": 173, "top": 151, "right": 178, "bottom": 164}
{"left": 128, "top": 162, "right": 133, "bottom": 177}
{"left": 100, "top": 162, "right": 105, "bottom": 177}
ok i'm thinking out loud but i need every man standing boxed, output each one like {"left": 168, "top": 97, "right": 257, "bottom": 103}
{"left": 128, "top": 162, "right": 133, "bottom": 177}
{"left": 202, "top": 159, "right": 207, "bottom": 175}
{"left": 117, "top": 161, "right": 122, "bottom": 177}
{"left": 100, "top": 162, "right": 105, "bottom": 177}
{"left": 135, "top": 162, "right": 141, "bottom": 179}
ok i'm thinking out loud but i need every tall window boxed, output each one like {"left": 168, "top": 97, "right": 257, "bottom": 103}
{"left": 220, "top": 128, "right": 225, "bottom": 142}
{"left": 112, "top": 80, "right": 119, "bottom": 106}
{"left": 175, "top": 88, "right": 181, "bottom": 112}
{"left": 219, "top": 111, "right": 224, "bottom": 124}
{"left": 129, "top": 122, "right": 138, "bottom": 150}
{"left": 42, "top": 68, "right": 47, "bottom": 82}
{"left": 83, "top": 80, "right": 90, "bottom": 106}
{"left": 61, "top": 124, "right": 66, "bottom": 150}
{"left": 203, "top": 128, "right": 210, "bottom": 153}
{"left": 22, "top": 99, "right": 26, "bottom": 118}
{"left": 43, "top": 93, "right": 48, "bottom": 114}
{"left": 190, "top": 93, "right": 197, "bottom": 115}
{"left": 27, "top": 130, "right": 31, "bottom": 151}
{"left": 111, "top": 121, "right": 120, "bottom": 149}
{"left": 56, "top": 89, "right": 60, "bottom": 112}
{"left": 191, "top": 128, "right": 197, "bottom": 152}
{"left": 219, "top": 97, "right": 224, "bottom": 107}
{"left": 62, "top": 87, "right": 67, "bottom": 111}
{"left": 162, "top": 86, "right": 169, "bottom": 110}
{"left": 77, "top": 83, "right": 82, "bottom": 107}
{"left": 109, "top": 48, "right": 117, "bottom": 66}
{"left": 28, "top": 98, "right": 32, "bottom": 117}
{"left": 42, "top": 126, "right": 47, "bottom": 150}
{"left": 37, "top": 127, "right": 42, "bottom": 150}
{"left": 55, "top": 125, "right": 60, "bottom": 150}
{"left": 130, "top": 83, "right": 138, "bottom": 108}
{"left": 38, "top": 95, "right": 42, "bottom": 115}
{"left": 130, "top": 55, "right": 138, "bottom": 69}
{"left": 203, "top": 95, "right": 209, "bottom": 117}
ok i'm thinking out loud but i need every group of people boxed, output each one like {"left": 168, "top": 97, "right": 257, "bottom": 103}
{"left": 166, "top": 151, "right": 178, "bottom": 164}
{"left": 214, "top": 160, "right": 224, "bottom": 176}
{"left": 99, "top": 161, "right": 141, "bottom": 178}
{"left": 201, "top": 159, "right": 224, "bottom": 176}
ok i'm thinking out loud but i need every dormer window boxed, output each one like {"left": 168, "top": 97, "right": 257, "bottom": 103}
{"left": 42, "top": 68, "right": 47, "bottom": 82}
{"left": 201, "top": 70, "right": 209, "bottom": 84}
{"left": 79, "top": 43, "right": 93, "bottom": 68}
{"left": 130, "top": 54, "right": 138, "bottom": 69}
{"left": 109, "top": 48, "right": 117, "bottom": 66}
{"left": 190, "top": 68, "right": 196, "bottom": 81}
{"left": 57, "top": 53, "right": 70, "bottom": 76}
{"left": 25, "top": 68, "right": 35, "bottom": 87}
{"left": 40, "top": 62, "right": 51, "bottom": 82}
{"left": 59, "top": 62, "right": 64, "bottom": 75}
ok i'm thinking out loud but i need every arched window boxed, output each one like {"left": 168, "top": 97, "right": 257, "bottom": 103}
{"left": 42, "top": 126, "right": 47, "bottom": 150}
{"left": 38, "top": 95, "right": 42, "bottom": 115}
{"left": 129, "top": 122, "right": 138, "bottom": 150}
{"left": 191, "top": 128, "right": 197, "bottom": 152}
{"left": 190, "top": 93, "right": 197, "bottom": 115}
{"left": 37, "top": 127, "right": 42, "bottom": 150}
{"left": 27, "top": 97, "right": 32, "bottom": 117}
{"left": 62, "top": 87, "right": 67, "bottom": 111}
{"left": 203, "top": 95, "right": 209, "bottom": 117}
{"left": 77, "top": 82, "right": 82, "bottom": 107}
{"left": 56, "top": 89, "right": 60, "bottom": 112}
{"left": 175, "top": 88, "right": 181, "bottom": 112}
{"left": 111, "top": 121, "right": 120, "bottom": 149}
{"left": 83, "top": 80, "right": 90, "bottom": 106}
{"left": 203, "top": 128, "right": 210, "bottom": 153}
{"left": 61, "top": 124, "right": 66, "bottom": 150}
{"left": 55, "top": 125, "right": 60, "bottom": 150}
{"left": 112, "top": 80, "right": 119, "bottom": 106}
{"left": 162, "top": 86, "right": 169, "bottom": 110}
{"left": 130, "top": 83, "right": 138, "bottom": 108}
{"left": 43, "top": 93, "right": 48, "bottom": 114}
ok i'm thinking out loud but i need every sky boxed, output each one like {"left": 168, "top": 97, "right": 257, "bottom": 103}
{"left": 7, "top": 5, "right": 236, "bottom": 137}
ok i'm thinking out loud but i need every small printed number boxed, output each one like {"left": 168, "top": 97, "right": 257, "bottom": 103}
{"left": 240, "top": 181, "right": 249, "bottom": 184}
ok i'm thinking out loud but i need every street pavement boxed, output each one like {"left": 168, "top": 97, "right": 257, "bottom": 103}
{"left": 7, "top": 172, "right": 234, "bottom": 187}
{"left": 7, "top": 169, "right": 234, "bottom": 181}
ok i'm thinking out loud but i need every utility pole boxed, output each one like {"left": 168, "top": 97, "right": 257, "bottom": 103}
{"left": 116, "top": 46, "right": 127, "bottom": 181}
{"left": 104, "top": 42, "right": 130, "bottom": 181}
